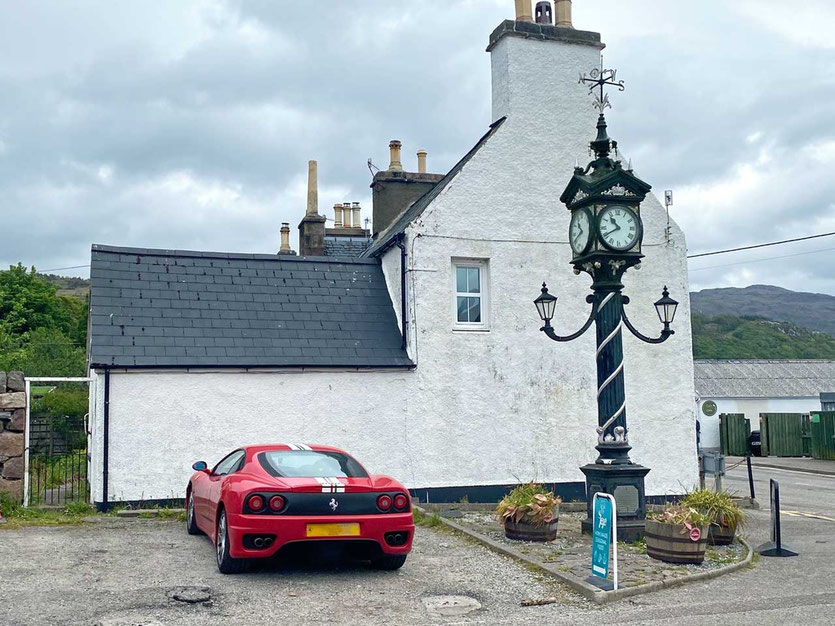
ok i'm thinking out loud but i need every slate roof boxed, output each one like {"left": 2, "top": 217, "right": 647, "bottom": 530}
{"left": 362, "top": 117, "right": 506, "bottom": 257}
{"left": 324, "top": 236, "right": 370, "bottom": 258}
{"left": 694, "top": 360, "right": 835, "bottom": 398}
{"left": 87, "top": 245, "right": 412, "bottom": 369}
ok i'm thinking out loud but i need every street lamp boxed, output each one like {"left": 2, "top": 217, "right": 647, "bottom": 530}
{"left": 533, "top": 61, "right": 680, "bottom": 540}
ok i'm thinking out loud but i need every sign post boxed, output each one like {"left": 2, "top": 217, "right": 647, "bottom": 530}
{"left": 587, "top": 492, "right": 618, "bottom": 591}
{"left": 756, "top": 479, "right": 798, "bottom": 557}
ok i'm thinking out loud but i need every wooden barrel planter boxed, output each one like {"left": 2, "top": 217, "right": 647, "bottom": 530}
{"left": 504, "top": 509, "right": 559, "bottom": 542}
{"left": 645, "top": 520, "right": 707, "bottom": 564}
{"left": 707, "top": 524, "right": 735, "bottom": 546}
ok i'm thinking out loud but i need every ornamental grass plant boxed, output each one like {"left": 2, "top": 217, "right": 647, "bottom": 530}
{"left": 496, "top": 483, "right": 561, "bottom": 527}
{"left": 681, "top": 488, "right": 746, "bottom": 532}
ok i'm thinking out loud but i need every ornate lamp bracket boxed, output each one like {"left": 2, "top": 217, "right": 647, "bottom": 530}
{"left": 541, "top": 294, "right": 597, "bottom": 342}
{"left": 621, "top": 296, "right": 674, "bottom": 344}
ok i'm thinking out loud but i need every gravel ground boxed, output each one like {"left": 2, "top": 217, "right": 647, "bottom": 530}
{"left": 0, "top": 518, "right": 586, "bottom": 625}
{"left": 455, "top": 511, "right": 747, "bottom": 587}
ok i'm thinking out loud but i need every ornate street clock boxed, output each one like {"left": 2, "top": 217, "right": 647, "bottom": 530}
{"left": 559, "top": 113, "right": 652, "bottom": 289}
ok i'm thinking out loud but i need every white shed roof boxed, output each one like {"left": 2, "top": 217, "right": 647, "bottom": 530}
{"left": 694, "top": 360, "right": 835, "bottom": 398}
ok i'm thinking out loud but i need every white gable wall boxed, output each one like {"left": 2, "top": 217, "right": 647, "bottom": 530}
{"left": 377, "top": 30, "right": 698, "bottom": 495}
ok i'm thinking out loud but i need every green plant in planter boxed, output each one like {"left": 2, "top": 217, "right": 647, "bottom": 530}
{"left": 497, "top": 483, "right": 561, "bottom": 526}
{"left": 681, "top": 489, "right": 746, "bottom": 532}
{"left": 647, "top": 504, "right": 710, "bottom": 532}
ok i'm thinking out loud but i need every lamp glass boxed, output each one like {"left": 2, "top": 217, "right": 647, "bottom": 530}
{"left": 534, "top": 288, "right": 557, "bottom": 323}
{"left": 654, "top": 288, "right": 678, "bottom": 325}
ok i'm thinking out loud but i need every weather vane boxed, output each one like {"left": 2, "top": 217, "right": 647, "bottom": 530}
{"left": 579, "top": 56, "right": 625, "bottom": 113}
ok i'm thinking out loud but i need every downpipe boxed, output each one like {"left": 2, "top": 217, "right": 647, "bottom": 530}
{"left": 396, "top": 234, "right": 408, "bottom": 351}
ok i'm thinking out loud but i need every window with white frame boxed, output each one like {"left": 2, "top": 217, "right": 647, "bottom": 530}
{"left": 453, "top": 259, "right": 489, "bottom": 330}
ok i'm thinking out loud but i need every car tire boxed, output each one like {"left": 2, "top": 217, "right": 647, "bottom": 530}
{"left": 372, "top": 554, "right": 407, "bottom": 570}
{"left": 215, "top": 509, "right": 247, "bottom": 574}
{"left": 186, "top": 490, "right": 201, "bottom": 535}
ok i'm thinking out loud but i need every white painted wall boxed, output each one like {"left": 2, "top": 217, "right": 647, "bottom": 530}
{"left": 90, "top": 24, "right": 699, "bottom": 503}
{"left": 387, "top": 29, "right": 698, "bottom": 496}
{"left": 696, "top": 396, "right": 822, "bottom": 450}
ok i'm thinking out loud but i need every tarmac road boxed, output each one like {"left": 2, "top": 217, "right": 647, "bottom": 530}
{"left": 2, "top": 461, "right": 834, "bottom": 625}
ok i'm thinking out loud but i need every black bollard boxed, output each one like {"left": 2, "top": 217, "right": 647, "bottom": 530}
{"left": 756, "top": 479, "right": 798, "bottom": 557}
{"left": 747, "top": 455, "right": 755, "bottom": 500}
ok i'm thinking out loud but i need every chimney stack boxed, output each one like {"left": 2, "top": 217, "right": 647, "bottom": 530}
{"left": 352, "top": 202, "right": 361, "bottom": 229}
{"left": 297, "top": 159, "right": 326, "bottom": 256}
{"left": 417, "top": 149, "right": 427, "bottom": 174}
{"left": 343, "top": 201, "right": 352, "bottom": 228}
{"left": 334, "top": 203, "right": 343, "bottom": 228}
{"left": 278, "top": 222, "right": 296, "bottom": 255}
{"left": 535, "top": 1, "right": 553, "bottom": 24}
{"left": 514, "top": 0, "right": 532, "bottom": 22}
{"left": 555, "top": 0, "right": 572, "bottom": 27}
{"left": 388, "top": 140, "right": 403, "bottom": 171}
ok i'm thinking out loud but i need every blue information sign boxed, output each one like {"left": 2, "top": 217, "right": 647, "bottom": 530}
{"left": 592, "top": 494, "right": 613, "bottom": 579}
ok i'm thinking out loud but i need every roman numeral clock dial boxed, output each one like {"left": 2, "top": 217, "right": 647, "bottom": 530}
{"left": 569, "top": 209, "right": 592, "bottom": 255}
{"left": 597, "top": 205, "right": 641, "bottom": 252}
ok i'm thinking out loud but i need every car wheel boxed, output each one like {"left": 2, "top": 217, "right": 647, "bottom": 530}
{"left": 186, "top": 490, "right": 201, "bottom": 535}
{"left": 215, "top": 509, "right": 247, "bottom": 574}
{"left": 371, "top": 554, "right": 407, "bottom": 570}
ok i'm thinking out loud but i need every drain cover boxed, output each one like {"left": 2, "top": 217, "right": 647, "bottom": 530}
{"left": 169, "top": 586, "right": 211, "bottom": 604}
{"left": 423, "top": 595, "right": 482, "bottom": 616}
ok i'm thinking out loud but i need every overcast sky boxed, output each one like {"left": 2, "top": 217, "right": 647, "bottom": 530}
{"left": 1, "top": 0, "right": 834, "bottom": 295}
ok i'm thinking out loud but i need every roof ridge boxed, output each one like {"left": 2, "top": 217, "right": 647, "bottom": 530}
{"left": 91, "top": 244, "right": 379, "bottom": 264}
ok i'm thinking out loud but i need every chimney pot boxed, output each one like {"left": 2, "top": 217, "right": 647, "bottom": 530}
{"left": 343, "top": 201, "right": 353, "bottom": 228}
{"left": 279, "top": 222, "right": 295, "bottom": 255}
{"left": 535, "top": 1, "right": 553, "bottom": 24}
{"left": 555, "top": 0, "right": 572, "bottom": 27}
{"left": 334, "top": 203, "right": 343, "bottom": 228}
{"left": 417, "top": 149, "right": 428, "bottom": 174}
{"left": 306, "top": 160, "right": 318, "bottom": 215}
{"left": 388, "top": 140, "right": 403, "bottom": 172}
{"left": 514, "top": 0, "right": 532, "bottom": 22}
{"left": 352, "top": 202, "right": 361, "bottom": 230}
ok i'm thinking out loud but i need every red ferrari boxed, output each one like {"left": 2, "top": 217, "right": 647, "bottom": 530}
{"left": 185, "top": 444, "right": 414, "bottom": 573}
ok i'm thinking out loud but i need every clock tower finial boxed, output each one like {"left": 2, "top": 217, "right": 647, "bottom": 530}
{"left": 579, "top": 57, "right": 625, "bottom": 163}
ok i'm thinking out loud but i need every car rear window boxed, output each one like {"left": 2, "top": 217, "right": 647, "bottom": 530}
{"left": 258, "top": 450, "right": 369, "bottom": 478}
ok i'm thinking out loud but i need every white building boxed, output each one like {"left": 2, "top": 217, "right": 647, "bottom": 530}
{"left": 87, "top": 5, "right": 698, "bottom": 508}
{"left": 694, "top": 359, "right": 835, "bottom": 450}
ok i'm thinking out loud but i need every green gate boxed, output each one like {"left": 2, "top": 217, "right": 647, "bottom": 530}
{"left": 719, "top": 413, "right": 750, "bottom": 456}
{"left": 810, "top": 412, "right": 835, "bottom": 460}
{"left": 759, "top": 413, "right": 811, "bottom": 457}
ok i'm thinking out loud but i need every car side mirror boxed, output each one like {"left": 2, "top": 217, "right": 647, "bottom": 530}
{"left": 192, "top": 461, "right": 208, "bottom": 472}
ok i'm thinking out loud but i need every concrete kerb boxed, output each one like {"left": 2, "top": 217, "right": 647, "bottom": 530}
{"left": 416, "top": 506, "right": 754, "bottom": 604}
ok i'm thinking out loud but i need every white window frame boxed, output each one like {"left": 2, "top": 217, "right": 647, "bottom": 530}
{"left": 452, "top": 258, "right": 489, "bottom": 331}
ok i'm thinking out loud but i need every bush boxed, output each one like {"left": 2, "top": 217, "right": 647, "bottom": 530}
{"left": 681, "top": 489, "right": 746, "bottom": 532}
{"left": 497, "top": 483, "right": 561, "bottom": 526}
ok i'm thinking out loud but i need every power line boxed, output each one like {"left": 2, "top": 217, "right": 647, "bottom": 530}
{"left": 36, "top": 264, "right": 91, "bottom": 273}
{"left": 687, "top": 231, "right": 835, "bottom": 259}
{"left": 688, "top": 245, "right": 835, "bottom": 272}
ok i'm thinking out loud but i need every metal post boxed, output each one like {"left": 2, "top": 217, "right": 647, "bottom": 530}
{"left": 593, "top": 289, "right": 631, "bottom": 463}
{"left": 23, "top": 379, "right": 31, "bottom": 507}
{"left": 746, "top": 455, "right": 755, "bottom": 500}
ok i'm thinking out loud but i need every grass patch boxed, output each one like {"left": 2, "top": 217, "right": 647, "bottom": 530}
{"left": 413, "top": 508, "right": 443, "bottom": 528}
{"left": 0, "top": 493, "right": 94, "bottom": 529}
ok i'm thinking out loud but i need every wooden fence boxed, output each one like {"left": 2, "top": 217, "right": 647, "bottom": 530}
{"left": 810, "top": 412, "right": 835, "bottom": 461}
{"left": 759, "top": 413, "right": 811, "bottom": 458}
{"left": 719, "top": 413, "right": 750, "bottom": 456}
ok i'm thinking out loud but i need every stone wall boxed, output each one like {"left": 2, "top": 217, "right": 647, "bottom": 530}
{"left": 0, "top": 371, "right": 26, "bottom": 502}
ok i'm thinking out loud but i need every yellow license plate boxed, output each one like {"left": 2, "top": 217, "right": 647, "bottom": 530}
{"left": 306, "top": 523, "right": 361, "bottom": 537}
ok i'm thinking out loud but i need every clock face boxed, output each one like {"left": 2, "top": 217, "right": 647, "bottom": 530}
{"left": 597, "top": 205, "right": 641, "bottom": 251}
{"left": 569, "top": 209, "right": 592, "bottom": 255}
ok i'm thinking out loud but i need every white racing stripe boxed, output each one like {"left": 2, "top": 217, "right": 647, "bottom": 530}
{"left": 314, "top": 477, "right": 346, "bottom": 493}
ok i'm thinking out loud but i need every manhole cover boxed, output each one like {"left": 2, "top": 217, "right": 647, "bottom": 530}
{"left": 423, "top": 595, "right": 482, "bottom": 616}
{"left": 169, "top": 586, "right": 211, "bottom": 604}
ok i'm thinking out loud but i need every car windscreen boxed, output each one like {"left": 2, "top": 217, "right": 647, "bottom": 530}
{"left": 258, "top": 450, "right": 369, "bottom": 478}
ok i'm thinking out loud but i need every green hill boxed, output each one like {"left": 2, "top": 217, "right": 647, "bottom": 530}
{"left": 692, "top": 313, "right": 835, "bottom": 359}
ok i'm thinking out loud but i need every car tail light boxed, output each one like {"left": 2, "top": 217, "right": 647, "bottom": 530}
{"left": 248, "top": 495, "right": 265, "bottom": 511}
{"left": 393, "top": 494, "right": 409, "bottom": 510}
{"left": 269, "top": 495, "right": 285, "bottom": 512}
{"left": 377, "top": 495, "right": 392, "bottom": 511}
